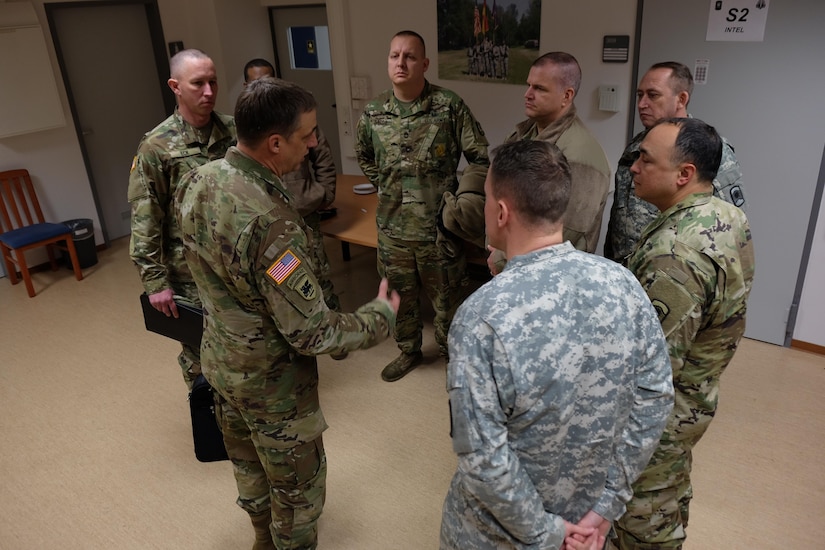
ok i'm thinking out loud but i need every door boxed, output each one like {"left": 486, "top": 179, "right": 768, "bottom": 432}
{"left": 47, "top": 1, "right": 172, "bottom": 243}
{"left": 636, "top": 0, "right": 825, "bottom": 344}
{"left": 270, "top": 5, "right": 342, "bottom": 171}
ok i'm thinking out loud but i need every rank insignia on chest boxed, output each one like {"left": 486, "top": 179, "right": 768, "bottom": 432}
{"left": 267, "top": 249, "right": 301, "bottom": 284}
{"left": 287, "top": 268, "right": 317, "bottom": 301}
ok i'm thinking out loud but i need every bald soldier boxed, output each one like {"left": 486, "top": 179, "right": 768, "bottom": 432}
{"left": 129, "top": 48, "right": 236, "bottom": 389}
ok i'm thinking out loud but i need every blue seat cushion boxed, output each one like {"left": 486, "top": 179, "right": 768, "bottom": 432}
{"left": 0, "top": 222, "right": 71, "bottom": 249}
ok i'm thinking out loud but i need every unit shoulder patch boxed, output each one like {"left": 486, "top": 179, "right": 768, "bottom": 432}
{"left": 287, "top": 268, "right": 317, "bottom": 301}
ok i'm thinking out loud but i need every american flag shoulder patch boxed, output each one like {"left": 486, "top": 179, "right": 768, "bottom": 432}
{"left": 266, "top": 249, "right": 302, "bottom": 284}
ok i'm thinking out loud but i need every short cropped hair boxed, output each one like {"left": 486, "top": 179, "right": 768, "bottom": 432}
{"left": 488, "top": 140, "right": 571, "bottom": 227}
{"left": 393, "top": 30, "right": 426, "bottom": 55}
{"left": 532, "top": 51, "right": 582, "bottom": 95}
{"left": 649, "top": 61, "right": 694, "bottom": 99}
{"left": 660, "top": 117, "right": 722, "bottom": 184}
{"left": 169, "top": 49, "right": 211, "bottom": 79}
{"left": 243, "top": 58, "right": 275, "bottom": 82}
{"left": 235, "top": 78, "right": 317, "bottom": 146}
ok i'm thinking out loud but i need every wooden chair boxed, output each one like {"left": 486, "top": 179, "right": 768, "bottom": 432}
{"left": 0, "top": 169, "right": 84, "bottom": 297}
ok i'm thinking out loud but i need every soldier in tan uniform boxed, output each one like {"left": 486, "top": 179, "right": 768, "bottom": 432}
{"left": 176, "top": 78, "right": 399, "bottom": 550}
{"left": 488, "top": 52, "right": 610, "bottom": 276}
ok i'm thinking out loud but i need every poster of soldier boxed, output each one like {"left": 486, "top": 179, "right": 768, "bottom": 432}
{"left": 438, "top": 0, "right": 541, "bottom": 84}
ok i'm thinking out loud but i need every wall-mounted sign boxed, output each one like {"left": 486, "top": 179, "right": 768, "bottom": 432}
{"left": 706, "top": 0, "right": 770, "bottom": 42}
{"left": 603, "top": 35, "right": 629, "bottom": 63}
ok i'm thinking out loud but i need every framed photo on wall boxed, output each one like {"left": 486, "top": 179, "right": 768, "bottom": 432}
{"left": 437, "top": 0, "right": 541, "bottom": 85}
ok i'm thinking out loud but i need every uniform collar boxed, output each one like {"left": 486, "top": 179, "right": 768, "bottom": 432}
{"left": 386, "top": 80, "right": 433, "bottom": 115}
{"left": 641, "top": 191, "right": 713, "bottom": 240}
{"left": 224, "top": 147, "right": 293, "bottom": 202}
{"left": 173, "top": 108, "right": 232, "bottom": 148}
{"left": 503, "top": 241, "right": 575, "bottom": 272}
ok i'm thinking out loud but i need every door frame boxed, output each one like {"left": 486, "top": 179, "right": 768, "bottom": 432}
{"left": 267, "top": 3, "right": 342, "bottom": 170}
{"left": 45, "top": 0, "right": 174, "bottom": 245}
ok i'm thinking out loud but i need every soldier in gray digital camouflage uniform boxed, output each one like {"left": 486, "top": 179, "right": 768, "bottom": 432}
{"left": 440, "top": 140, "right": 674, "bottom": 550}
{"left": 176, "top": 78, "right": 399, "bottom": 550}
{"left": 128, "top": 48, "right": 236, "bottom": 389}
{"left": 612, "top": 118, "right": 755, "bottom": 549}
{"left": 243, "top": 59, "right": 344, "bottom": 330}
{"left": 604, "top": 61, "right": 747, "bottom": 263}
{"left": 356, "top": 30, "right": 489, "bottom": 382}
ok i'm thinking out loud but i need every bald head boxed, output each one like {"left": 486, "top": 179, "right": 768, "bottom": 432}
{"left": 169, "top": 49, "right": 212, "bottom": 79}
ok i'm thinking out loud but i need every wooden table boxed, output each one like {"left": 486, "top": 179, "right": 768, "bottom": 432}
{"left": 321, "top": 174, "right": 488, "bottom": 272}
{"left": 321, "top": 174, "right": 378, "bottom": 260}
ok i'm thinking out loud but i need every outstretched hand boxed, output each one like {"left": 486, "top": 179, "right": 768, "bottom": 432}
{"left": 376, "top": 278, "right": 401, "bottom": 313}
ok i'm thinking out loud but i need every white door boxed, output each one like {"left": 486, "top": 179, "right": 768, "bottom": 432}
{"left": 270, "top": 5, "right": 342, "bottom": 171}
{"left": 47, "top": 2, "right": 170, "bottom": 242}
{"left": 637, "top": 0, "right": 825, "bottom": 345}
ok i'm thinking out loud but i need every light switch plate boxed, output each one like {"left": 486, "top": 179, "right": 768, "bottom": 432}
{"left": 350, "top": 76, "right": 371, "bottom": 100}
{"left": 598, "top": 85, "right": 621, "bottom": 112}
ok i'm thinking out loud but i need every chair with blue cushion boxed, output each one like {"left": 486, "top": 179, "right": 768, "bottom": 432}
{"left": 0, "top": 169, "right": 84, "bottom": 297}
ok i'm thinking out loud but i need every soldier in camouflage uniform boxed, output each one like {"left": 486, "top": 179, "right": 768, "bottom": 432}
{"left": 176, "top": 78, "right": 399, "bottom": 550}
{"left": 604, "top": 61, "right": 747, "bottom": 263}
{"left": 356, "top": 30, "right": 489, "bottom": 382}
{"left": 440, "top": 140, "right": 674, "bottom": 550}
{"left": 612, "top": 118, "right": 755, "bottom": 550}
{"left": 243, "top": 59, "right": 343, "bottom": 318}
{"left": 128, "top": 49, "right": 236, "bottom": 389}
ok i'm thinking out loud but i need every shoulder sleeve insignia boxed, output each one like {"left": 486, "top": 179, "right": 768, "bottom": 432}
{"left": 287, "top": 268, "right": 317, "bottom": 301}
{"left": 266, "top": 249, "right": 302, "bottom": 284}
{"left": 651, "top": 299, "right": 670, "bottom": 322}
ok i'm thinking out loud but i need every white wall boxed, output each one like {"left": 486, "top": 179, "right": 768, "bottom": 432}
{"left": 3, "top": 0, "right": 824, "bottom": 348}
{"left": 158, "top": 0, "right": 271, "bottom": 113}
{"left": 0, "top": 1, "right": 101, "bottom": 258}
{"left": 337, "top": 0, "right": 635, "bottom": 175}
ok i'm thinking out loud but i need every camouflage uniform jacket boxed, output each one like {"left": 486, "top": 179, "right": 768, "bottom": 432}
{"left": 175, "top": 147, "right": 396, "bottom": 449}
{"left": 605, "top": 126, "right": 746, "bottom": 262}
{"left": 441, "top": 243, "right": 674, "bottom": 550}
{"left": 627, "top": 192, "right": 754, "bottom": 450}
{"left": 128, "top": 108, "right": 236, "bottom": 296}
{"left": 355, "top": 80, "right": 489, "bottom": 242}
{"left": 505, "top": 107, "right": 611, "bottom": 253}
{"left": 280, "top": 127, "right": 337, "bottom": 217}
